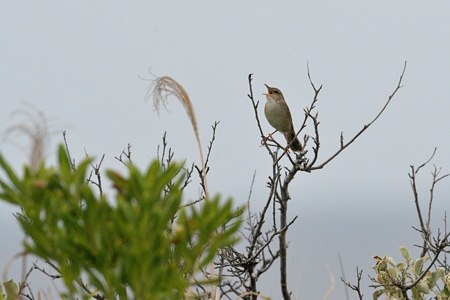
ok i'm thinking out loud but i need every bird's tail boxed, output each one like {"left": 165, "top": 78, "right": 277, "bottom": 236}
{"left": 285, "top": 131, "right": 303, "bottom": 152}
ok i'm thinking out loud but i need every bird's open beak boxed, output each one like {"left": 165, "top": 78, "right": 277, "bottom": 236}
{"left": 263, "top": 84, "right": 273, "bottom": 95}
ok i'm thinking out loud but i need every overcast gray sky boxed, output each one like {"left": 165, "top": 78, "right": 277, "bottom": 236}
{"left": 1, "top": 2, "right": 450, "bottom": 299}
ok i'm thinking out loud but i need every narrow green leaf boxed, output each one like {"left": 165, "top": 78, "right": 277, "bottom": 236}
{"left": 57, "top": 144, "right": 72, "bottom": 177}
{"left": 0, "top": 181, "right": 20, "bottom": 205}
{"left": 0, "top": 154, "right": 21, "bottom": 190}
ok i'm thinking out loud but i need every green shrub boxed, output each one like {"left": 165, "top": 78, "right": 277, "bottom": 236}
{"left": 0, "top": 145, "right": 242, "bottom": 299}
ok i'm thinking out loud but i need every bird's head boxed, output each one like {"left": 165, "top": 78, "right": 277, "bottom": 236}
{"left": 264, "top": 84, "right": 284, "bottom": 102}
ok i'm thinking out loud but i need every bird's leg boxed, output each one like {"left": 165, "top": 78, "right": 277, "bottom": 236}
{"left": 261, "top": 130, "right": 278, "bottom": 146}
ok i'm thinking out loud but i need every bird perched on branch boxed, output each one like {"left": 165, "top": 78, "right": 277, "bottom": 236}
{"left": 263, "top": 84, "right": 303, "bottom": 152}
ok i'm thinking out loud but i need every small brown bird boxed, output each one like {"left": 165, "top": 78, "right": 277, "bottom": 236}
{"left": 263, "top": 84, "right": 303, "bottom": 152}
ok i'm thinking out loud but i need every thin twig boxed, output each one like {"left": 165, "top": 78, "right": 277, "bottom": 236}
{"left": 310, "top": 61, "right": 407, "bottom": 170}
{"left": 85, "top": 151, "right": 105, "bottom": 196}
{"left": 341, "top": 268, "right": 364, "bottom": 300}
{"left": 63, "top": 131, "right": 76, "bottom": 171}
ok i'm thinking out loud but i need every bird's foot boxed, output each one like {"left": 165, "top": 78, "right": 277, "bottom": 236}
{"left": 261, "top": 131, "right": 277, "bottom": 146}
{"left": 261, "top": 136, "right": 269, "bottom": 146}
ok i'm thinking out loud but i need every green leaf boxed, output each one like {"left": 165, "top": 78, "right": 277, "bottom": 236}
{"left": 429, "top": 270, "right": 440, "bottom": 288}
{"left": 3, "top": 280, "right": 19, "bottom": 300}
{"left": 416, "top": 281, "right": 430, "bottom": 294}
{"left": 435, "top": 267, "right": 445, "bottom": 278}
{"left": 387, "top": 267, "right": 398, "bottom": 278}
{"left": 414, "top": 257, "right": 424, "bottom": 275}
{"left": 372, "top": 289, "right": 384, "bottom": 300}
{"left": 0, "top": 155, "right": 21, "bottom": 190}
{"left": 441, "top": 285, "right": 450, "bottom": 297}
{"left": 57, "top": 144, "right": 73, "bottom": 179}
{"left": 396, "top": 262, "right": 405, "bottom": 270}
{"left": 400, "top": 246, "right": 410, "bottom": 260}
{"left": 386, "top": 256, "right": 396, "bottom": 267}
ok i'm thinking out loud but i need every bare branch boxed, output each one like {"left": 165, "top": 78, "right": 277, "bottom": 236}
{"left": 310, "top": 61, "right": 407, "bottom": 170}
{"left": 85, "top": 150, "right": 105, "bottom": 196}
{"left": 415, "top": 147, "right": 437, "bottom": 174}
{"left": 195, "top": 121, "right": 220, "bottom": 197}
{"left": 341, "top": 268, "right": 364, "bottom": 300}
{"left": 115, "top": 143, "right": 132, "bottom": 166}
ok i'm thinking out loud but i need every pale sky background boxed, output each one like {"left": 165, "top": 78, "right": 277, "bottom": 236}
{"left": 1, "top": 2, "right": 450, "bottom": 299}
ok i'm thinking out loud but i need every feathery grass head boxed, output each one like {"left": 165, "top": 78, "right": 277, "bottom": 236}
{"left": 3, "top": 102, "right": 51, "bottom": 172}
{"left": 147, "top": 76, "right": 198, "bottom": 135}
{"left": 144, "top": 74, "right": 209, "bottom": 200}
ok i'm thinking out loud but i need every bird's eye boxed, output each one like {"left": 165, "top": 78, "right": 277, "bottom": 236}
{"left": 274, "top": 91, "right": 279, "bottom": 94}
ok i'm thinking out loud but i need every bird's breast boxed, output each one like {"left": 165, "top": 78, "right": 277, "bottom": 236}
{"left": 264, "top": 100, "right": 292, "bottom": 133}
